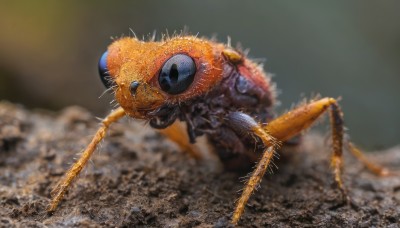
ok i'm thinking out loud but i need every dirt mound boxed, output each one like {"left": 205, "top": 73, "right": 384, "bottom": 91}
{"left": 0, "top": 101, "right": 399, "bottom": 227}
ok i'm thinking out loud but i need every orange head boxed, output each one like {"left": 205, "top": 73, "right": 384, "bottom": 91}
{"left": 98, "top": 36, "right": 226, "bottom": 119}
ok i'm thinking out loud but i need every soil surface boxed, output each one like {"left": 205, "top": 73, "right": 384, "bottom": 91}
{"left": 0, "top": 101, "right": 399, "bottom": 227}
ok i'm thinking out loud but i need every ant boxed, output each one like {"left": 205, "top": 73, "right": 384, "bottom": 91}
{"left": 48, "top": 33, "right": 393, "bottom": 225}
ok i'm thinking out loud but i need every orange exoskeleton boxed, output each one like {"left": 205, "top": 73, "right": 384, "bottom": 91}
{"left": 49, "top": 33, "right": 393, "bottom": 225}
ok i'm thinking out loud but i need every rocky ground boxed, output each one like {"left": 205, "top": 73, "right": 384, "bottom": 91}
{"left": 0, "top": 101, "right": 399, "bottom": 227}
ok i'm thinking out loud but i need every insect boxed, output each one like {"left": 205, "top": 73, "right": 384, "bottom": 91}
{"left": 48, "top": 33, "right": 392, "bottom": 225}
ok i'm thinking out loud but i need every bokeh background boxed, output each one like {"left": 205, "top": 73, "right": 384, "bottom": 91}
{"left": 0, "top": 1, "right": 399, "bottom": 149}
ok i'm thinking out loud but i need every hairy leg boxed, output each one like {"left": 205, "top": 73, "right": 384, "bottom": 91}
{"left": 265, "top": 98, "right": 347, "bottom": 193}
{"left": 48, "top": 107, "right": 126, "bottom": 212}
{"left": 228, "top": 98, "right": 347, "bottom": 224}
{"left": 226, "top": 112, "right": 279, "bottom": 224}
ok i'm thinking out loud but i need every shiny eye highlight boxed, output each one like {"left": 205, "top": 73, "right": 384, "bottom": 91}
{"left": 158, "top": 54, "right": 196, "bottom": 95}
{"left": 98, "top": 51, "right": 113, "bottom": 89}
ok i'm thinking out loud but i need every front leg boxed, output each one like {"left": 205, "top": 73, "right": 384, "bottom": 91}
{"left": 226, "top": 112, "right": 280, "bottom": 225}
{"left": 48, "top": 107, "right": 126, "bottom": 213}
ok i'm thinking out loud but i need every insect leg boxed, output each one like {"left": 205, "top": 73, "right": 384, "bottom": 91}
{"left": 158, "top": 121, "right": 203, "bottom": 159}
{"left": 265, "top": 98, "right": 347, "bottom": 194}
{"left": 265, "top": 97, "right": 396, "bottom": 188}
{"left": 328, "top": 101, "right": 346, "bottom": 194}
{"left": 229, "top": 98, "right": 346, "bottom": 224}
{"left": 226, "top": 112, "right": 279, "bottom": 225}
{"left": 48, "top": 107, "right": 126, "bottom": 213}
{"left": 347, "top": 142, "right": 393, "bottom": 176}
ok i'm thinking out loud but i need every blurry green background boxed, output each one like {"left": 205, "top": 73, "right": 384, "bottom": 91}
{"left": 0, "top": 1, "right": 399, "bottom": 149}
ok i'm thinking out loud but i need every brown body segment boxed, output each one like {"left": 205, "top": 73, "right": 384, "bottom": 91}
{"left": 49, "top": 35, "right": 394, "bottom": 225}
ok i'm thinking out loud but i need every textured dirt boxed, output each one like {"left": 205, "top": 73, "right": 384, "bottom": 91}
{"left": 0, "top": 101, "right": 399, "bottom": 227}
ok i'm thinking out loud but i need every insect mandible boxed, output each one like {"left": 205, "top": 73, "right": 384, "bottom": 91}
{"left": 48, "top": 33, "right": 392, "bottom": 225}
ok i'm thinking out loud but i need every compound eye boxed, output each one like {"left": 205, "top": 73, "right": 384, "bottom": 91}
{"left": 98, "top": 51, "right": 113, "bottom": 89}
{"left": 158, "top": 54, "right": 196, "bottom": 95}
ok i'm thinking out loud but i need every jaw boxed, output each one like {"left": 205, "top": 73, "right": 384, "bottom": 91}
{"left": 148, "top": 105, "right": 180, "bottom": 129}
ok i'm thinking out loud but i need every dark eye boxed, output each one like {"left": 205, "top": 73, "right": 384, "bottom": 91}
{"left": 98, "top": 51, "right": 113, "bottom": 88}
{"left": 158, "top": 54, "right": 196, "bottom": 95}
